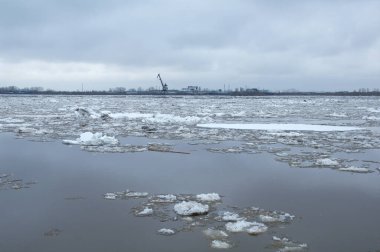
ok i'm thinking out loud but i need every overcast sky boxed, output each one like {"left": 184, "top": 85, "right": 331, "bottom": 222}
{"left": 0, "top": 0, "right": 379, "bottom": 91}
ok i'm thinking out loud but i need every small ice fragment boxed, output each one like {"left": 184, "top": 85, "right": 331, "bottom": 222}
{"left": 259, "top": 215, "right": 278, "bottom": 223}
{"left": 126, "top": 191, "right": 149, "bottom": 197}
{"left": 225, "top": 220, "right": 253, "bottom": 232}
{"left": 219, "top": 211, "right": 243, "bottom": 222}
{"left": 174, "top": 201, "right": 209, "bottom": 216}
{"left": 104, "top": 193, "right": 117, "bottom": 200}
{"left": 278, "top": 213, "right": 295, "bottom": 222}
{"left": 137, "top": 207, "right": 153, "bottom": 216}
{"left": 273, "top": 236, "right": 290, "bottom": 242}
{"left": 182, "top": 217, "right": 193, "bottom": 222}
{"left": 246, "top": 223, "right": 268, "bottom": 235}
{"left": 211, "top": 240, "right": 232, "bottom": 249}
{"left": 152, "top": 194, "right": 177, "bottom": 203}
{"left": 316, "top": 158, "right": 339, "bottom": 166}
{"left": 225, "top": 220, "right": 266, "bottom": 234}
{"left": 279, "top": 244, "right": 308, "bottom": 252}
{"left": 203, "top": 228, "right": 229, "bottom": 239}
{"left": 157, "top": 228, "right": 175, "bottom": 235}
{"left": 338, "top": 167, "right": 371, "bottom": 173}
{"left": 196, "top": 193, "right": 221, "bottom": 202}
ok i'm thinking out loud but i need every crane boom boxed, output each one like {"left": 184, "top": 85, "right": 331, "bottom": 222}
{"left": 157, "top": 74, "right": 168, "bottom": 92}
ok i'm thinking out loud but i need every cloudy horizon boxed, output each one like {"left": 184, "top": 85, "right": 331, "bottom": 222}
{"left": 0, "top": 0, "right": 379, "bottom": 91}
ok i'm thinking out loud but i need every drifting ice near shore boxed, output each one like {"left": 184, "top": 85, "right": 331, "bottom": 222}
{"left": 316, "top": 158, "right": 339, "bottom": 166}
{"left": 136, "top": 207, "right": 153, "bottom": 216}
{"left": 62, "top": 132, "right": 119, "bottom": 146}
{"left": 211, "top": 240, "right": 232, "bottom": 249}
{"left": 157, "top": 228, "right": 175, "bottom": 235}
{"left": 338, "top": 167, "right": 371, "bottom": 173}
{"left": 225, "top": 220, "right": 267, "bottom": 234}
{"left": 174, "top": 201, "right": 209, "bottom": 216}
{"left": 197, "top": 123, "right": 361, "bottom": 132}
{"left": 196, "top": 193, "right": 221, "bottom": 202}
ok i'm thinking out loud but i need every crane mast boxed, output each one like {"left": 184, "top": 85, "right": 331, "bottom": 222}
{"left": 157, "top": 74, "right": 168, "bottom": 93}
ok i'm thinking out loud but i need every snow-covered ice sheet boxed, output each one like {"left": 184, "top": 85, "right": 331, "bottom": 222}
{"left": 197, "top": 123, "right": 361, "bottom": 131}
{"left": 1, "top": 95, "right": 380, "bottom": 173}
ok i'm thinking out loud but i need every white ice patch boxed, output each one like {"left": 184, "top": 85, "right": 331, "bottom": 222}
{"left": 363, "top": 116, "right": 380, "bottom": 121}
{"left": 273, "top": 236, "right": 308, "bottom": 252}
{"left": 225, "top": 220, "right": 267, "bottom": 234}
{"left": 196, "top": 193, "right": 221, "bottom": 202}
{"left": 109, "top": 112, "right": 153, "bottom": 120}
{"left": 126, "top": 191, "right": 149, "bottom": 197}
{"left": 338, "top": 167, "right": 371, "bottom": 173}
{"left": 259, "top": 213, "right": 294, "bottom": 223}
{"left": 151, "top": 194, "right": 177, "bottom": 203}
{"left": 211, "top": 240, "right": 232, "bottom": 249}
{"left": 197, "top": 123, "right": 360, "bottom": 132}
{"left": 203, "top": 228, "right": 229, "bottom": 239}
{"left": 62, "top": 132, "right": 119, "bottom": 146}
{"left": 329, "top": 113, "right": 347, "bottom": 118}
{"left": 246, "top": 223, "right": 268, "bottom": 235}
{"left": 269, "top": 132, "right": 304, "bottom": 137}
{"left": 258, "top": 215, "right": 278, "bottom": 223}
{"left": 218, "top": 211, "right": 244, "bottom": 222}
{"left": 316, "top": 158, "right": 339, "bottom": 166}
{"left": 104, "top": 193, "right": 117, "bottom": 200}
{"left": 137, "top": 207, "right": 153, "bottom": 216}
{"left": 174, "top": 201, "right": 209, "bottom": 216}
{"left": 144, "top": 113, "right": 210, "bottom": 125}
{"left": 157, "top": 228, "right": 175, "bottom": 235}
{"left": 0, "top": 118, "right": 25, "bottom": 123}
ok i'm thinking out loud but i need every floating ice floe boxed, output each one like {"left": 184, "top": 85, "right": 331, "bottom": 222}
{"left": 329, "top": 113, "right": 348, "bottom": 118}
{"left": 316, "top": 158, "right": 339, "bottom": 166}
{"left": 157, "top": 228, "right": 176, "bottom": 235}
{"left": 101, "top": 189, "right": 298, "bottom": 249}
{"left": 211, "top": 240, "right": 232, "bottom": 249}
{"left": 151, "top": 194, "right": 177, "bottom": 203}
{"left": 259, "top": 213, "right": 295, "bottom": 223}
{"left": 203, "top": 228, "right": 229, "bottom": 239}
{"left": 338, "top": 167, "right": 371, "bottom": 173}
{"left": 104, "top": 193, "right": 117, "bottom": 200}
{"left": 269, "top": 132, "right": 304, "bottom": 137}
{"left": 196, "top": 193, "right": 221, "bottom": 202}
{"left": 225, "top": 220, "right": 267, "bottom": 234}
{"left": 273, "top": 236, "right": 308, "bottom": 252}
{"left": 62, "top": 132, "right": 119, "bottom": 146}
{"left": 126, "top": 191, "right": 149, "bottom": 198}
{"left": 136, "top": 207, "right": 154, "bottom": 216}
{"left": 218, "top": 211, "right": 244, "bottom": 222}
{"left": 197, "top": 123, "right": 361, "bottom": 132}
{"left": 174, "top": 201, "right": 209, "bottom": 216}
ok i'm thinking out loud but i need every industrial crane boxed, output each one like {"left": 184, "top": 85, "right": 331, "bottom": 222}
{"left": 157, "top": 74, "right": 168, "bottom": 93}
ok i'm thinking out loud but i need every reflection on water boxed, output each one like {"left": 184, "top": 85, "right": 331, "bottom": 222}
{"left": 0, "top": 133, "right": 379, "bottom": 252}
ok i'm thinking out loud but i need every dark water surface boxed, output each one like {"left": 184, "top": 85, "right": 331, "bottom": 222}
{"left": 1, "top": 133, "right": 379, "bottom": 252}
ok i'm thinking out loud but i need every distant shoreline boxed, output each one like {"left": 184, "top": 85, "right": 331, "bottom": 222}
{"left": 1, "top": 91, "right": 380, "bottom": 96}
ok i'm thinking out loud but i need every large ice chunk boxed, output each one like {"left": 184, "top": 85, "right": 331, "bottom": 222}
{"left": 62, "top": 132, "right": 119, "bottom": 146}
{"left": 211, "top": 240, "right": 232, "bottom": 249}
{"left": 316, "top": 158, "right": 339, "bottom": 166}
{"left": 174, "top": 201, "right": 209, "bottom": 216}
{"left": 196, "top": 193, "right": 221, "bottom": 202}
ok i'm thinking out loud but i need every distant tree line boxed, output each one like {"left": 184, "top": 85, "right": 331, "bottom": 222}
{"left": 1, "top": 85, "right": 380, "bottom": 96}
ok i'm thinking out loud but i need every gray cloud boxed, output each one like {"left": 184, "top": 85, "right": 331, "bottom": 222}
{"left": 0, "top": 0, "right": 379, "bottom": 91}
